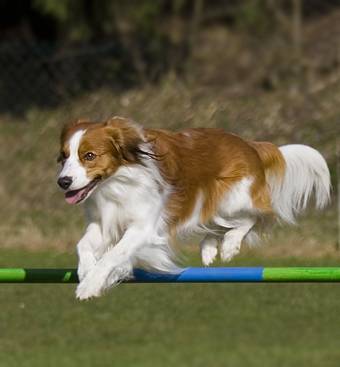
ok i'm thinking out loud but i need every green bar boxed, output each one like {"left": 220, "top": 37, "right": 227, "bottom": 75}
{"left": 0, "top": 268, "right": 26, "bottom": 282}
{"left": 263, "top": 267, "right": 340, "bottom": 282}
{"left": 0, "top": 269, "right": 78, "bottom": 283}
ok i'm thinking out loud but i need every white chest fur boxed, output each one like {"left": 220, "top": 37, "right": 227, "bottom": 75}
{"left": 86, "top": 162, "right": 168, "bottom": 252}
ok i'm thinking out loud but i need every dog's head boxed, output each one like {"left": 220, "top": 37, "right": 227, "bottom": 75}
{"left": 57, "top": 116, "right": 145, "bottom": 204}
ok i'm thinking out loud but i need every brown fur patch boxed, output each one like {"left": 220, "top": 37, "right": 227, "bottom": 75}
{"left": 145, "top": 128, "right": 275, "bottom": 231}
{"left": 247, "top": 141, "right": 286, "bottom": 214}
{"left": 249, "top": 141, "right": 286, "bottom": 179}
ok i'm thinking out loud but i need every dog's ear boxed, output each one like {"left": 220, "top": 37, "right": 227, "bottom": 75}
{"left": 104, "top": 117, "right": 144, "bottom": 163}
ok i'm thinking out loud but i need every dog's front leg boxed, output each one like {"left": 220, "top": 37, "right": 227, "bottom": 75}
{"left": 77, "top": 222, "right": 104, "bottom": 282}
{"left": 76, "top": 225, "right": 148, "bottom": 300}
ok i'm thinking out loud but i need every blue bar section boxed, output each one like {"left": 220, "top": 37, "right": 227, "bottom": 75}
{"left": 133, "top": 267, "right": 264, "bottom": 283}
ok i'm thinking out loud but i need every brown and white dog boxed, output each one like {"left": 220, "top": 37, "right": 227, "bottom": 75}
{"left": 57, "top": 116, "right": 331, "bottom": 299}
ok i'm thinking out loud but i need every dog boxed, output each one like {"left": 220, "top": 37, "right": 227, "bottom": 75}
{"left": 57, "top": 116, "right": 331, "bottom": 300}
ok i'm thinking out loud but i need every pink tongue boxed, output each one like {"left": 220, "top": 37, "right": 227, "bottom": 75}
{"left": 65, "top": 188, "right": 87, "bottom": 205}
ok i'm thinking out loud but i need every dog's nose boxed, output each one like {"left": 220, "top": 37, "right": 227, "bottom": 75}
{"left": 57, "top": 176, "right": 72, "bottom": 190}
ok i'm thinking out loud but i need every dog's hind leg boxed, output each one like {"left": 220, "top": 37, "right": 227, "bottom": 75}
{"left": 219, "top": 217, "right": 256, "bottom": 262}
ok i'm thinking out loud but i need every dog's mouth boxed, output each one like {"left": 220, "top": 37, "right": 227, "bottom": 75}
{"left": 65, "top": 178, "right": 100, "bottom": 205}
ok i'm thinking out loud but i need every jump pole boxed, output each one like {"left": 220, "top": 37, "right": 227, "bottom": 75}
{"left": 1, "top": 267, "right": 340, "bottom": 283}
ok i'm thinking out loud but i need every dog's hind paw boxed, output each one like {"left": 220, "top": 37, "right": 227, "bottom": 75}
{"left": 220, "top": 242, "right": 241, "bottom": 262}
{"left": 201, "top": 245, "right": 218, "bottom": 266}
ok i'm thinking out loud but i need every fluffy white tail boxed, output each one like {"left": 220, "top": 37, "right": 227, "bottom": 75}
{"left": 270, "top": 144, "right": 331, "bottom": 223}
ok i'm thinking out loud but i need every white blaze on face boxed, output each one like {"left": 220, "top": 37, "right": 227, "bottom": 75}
{"left": 58, "top": 129, "right": 91, "bottom": 190}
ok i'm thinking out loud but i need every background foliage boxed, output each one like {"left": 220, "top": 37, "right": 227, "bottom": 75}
{"left": 1, "top": 0, "right": 340, "bottom": 112}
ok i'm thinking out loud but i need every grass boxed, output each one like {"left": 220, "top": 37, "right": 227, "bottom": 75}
{"left": 0, "top": 249, "right": 340, "bottom": 367}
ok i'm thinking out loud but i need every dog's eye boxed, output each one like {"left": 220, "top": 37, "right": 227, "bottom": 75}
{"left": 84, "top": 152, "right": 96, "bottom": 161}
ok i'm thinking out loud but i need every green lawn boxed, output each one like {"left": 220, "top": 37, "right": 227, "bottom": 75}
{"left": 0, "top": 249, "right": 340, "bottom": 367}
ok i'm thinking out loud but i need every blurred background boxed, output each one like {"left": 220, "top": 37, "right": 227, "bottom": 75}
{"left": 0, "top": 1, "right": 340, "bottom": 366}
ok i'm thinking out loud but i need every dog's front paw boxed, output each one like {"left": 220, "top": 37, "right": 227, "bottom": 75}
{"left": 75, "top": 262, "right": 133, "bottom": 300}
{"left": 76, "top": 274, "right": 105, "bottom": 301}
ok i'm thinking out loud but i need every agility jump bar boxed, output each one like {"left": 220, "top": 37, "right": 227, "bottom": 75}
{"left": 1, "top": 267, "right": 340, "bottom": 283}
